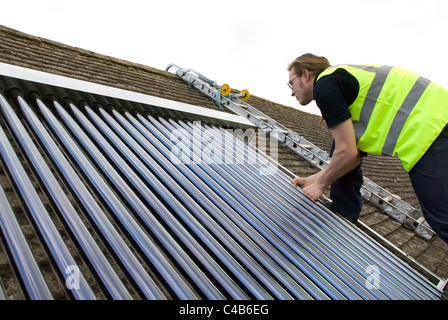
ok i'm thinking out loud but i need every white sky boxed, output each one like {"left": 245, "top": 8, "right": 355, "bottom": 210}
{"left": 1, "top": 0, "right": 447, "bottom": 115}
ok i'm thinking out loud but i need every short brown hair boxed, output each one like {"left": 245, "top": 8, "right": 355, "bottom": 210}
{"left": 288, "top": 53, "right": 330, "bottom": 77}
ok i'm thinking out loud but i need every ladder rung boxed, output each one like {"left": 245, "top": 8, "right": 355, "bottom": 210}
{"left": 254, "top": 116, "right": 267, "bottom": 121}
{"left": 298, "top": 144, "right": 312, "bottom": 150}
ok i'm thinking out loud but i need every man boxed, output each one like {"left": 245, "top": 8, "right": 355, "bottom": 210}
{"left": 288, "top": 53, "right": 448, "bottom": 244}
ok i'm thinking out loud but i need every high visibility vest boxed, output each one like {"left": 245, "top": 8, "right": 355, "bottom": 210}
{"left": 316, "top": 64, "right": 448, "bottom": 171}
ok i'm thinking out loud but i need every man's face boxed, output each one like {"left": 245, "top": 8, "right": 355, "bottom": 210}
{"left": 289, "top": 69, "right": 313, "bottom": 106}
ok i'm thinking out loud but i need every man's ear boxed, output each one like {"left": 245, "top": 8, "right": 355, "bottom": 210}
{"left": 302, "top": 69, "right": 310, "bottom": 80}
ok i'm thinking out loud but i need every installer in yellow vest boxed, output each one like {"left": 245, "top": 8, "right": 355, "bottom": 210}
{"left": 288, "top": 53, "right": 448, "bottom": 244}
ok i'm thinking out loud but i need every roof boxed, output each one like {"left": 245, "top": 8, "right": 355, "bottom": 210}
{"left": 0, "top": 24, "right": 446, "bottom": 299}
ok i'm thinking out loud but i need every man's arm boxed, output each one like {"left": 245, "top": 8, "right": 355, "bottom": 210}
{"left": 292, "top": 118, "right": 360, "bottom": 201}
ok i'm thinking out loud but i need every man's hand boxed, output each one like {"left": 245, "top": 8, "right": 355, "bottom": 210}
{"left": 301, "top": 183, "right": 325, "bottom": 201}
{"left": 292, "top": 176, "right": 324, "bottom": 201}
{"left": 291, "top": 176, "right": 306, "bottom": 187}
{"left": 292, "top": 119, "right": 361, "bottom": 202}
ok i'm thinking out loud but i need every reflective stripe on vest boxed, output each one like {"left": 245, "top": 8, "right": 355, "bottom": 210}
{"left": 350, "top": 65, "right": 393, "bottom": 144}
{"left": 382, "top": 75, "right": 431, "bottom": 156}
{"left": 316, "top": 64, "right": 448, "bottom": 171}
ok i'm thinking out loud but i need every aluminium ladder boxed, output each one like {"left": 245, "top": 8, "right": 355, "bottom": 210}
{"left": 165, "top": 64, "right": 435, "bottom": 241}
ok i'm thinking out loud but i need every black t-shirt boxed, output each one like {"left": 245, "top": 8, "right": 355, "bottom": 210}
{"left": 313, "top": 68, "right": 359, "bottom": 129}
